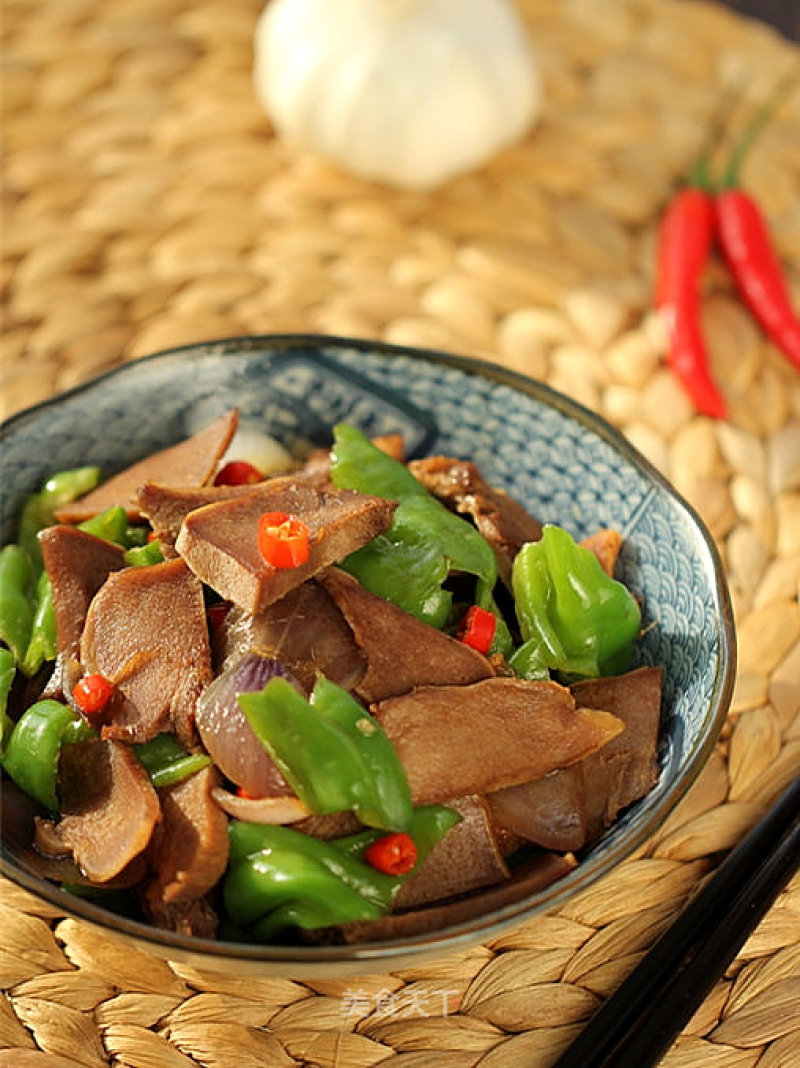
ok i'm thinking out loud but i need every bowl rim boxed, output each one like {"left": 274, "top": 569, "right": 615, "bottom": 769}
{"left": 0, "top": 332, "right": 737, "bottom": 971}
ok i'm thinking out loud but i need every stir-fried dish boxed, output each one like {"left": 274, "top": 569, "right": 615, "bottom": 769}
{"left": 0, "top": 410, "right": 662, "bottom": 943}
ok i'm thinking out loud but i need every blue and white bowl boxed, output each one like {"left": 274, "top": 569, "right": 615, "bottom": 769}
{"left": 0, "top": 334, "right": 736, "bottom": 975}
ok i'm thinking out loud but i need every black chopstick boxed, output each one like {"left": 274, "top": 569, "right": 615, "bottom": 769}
{"left": 551, "top": 775, "right": 800, "bottom": 1068}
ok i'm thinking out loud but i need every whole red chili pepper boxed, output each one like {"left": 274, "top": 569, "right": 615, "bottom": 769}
{"left": 712, "top": 73, "right": 800, "bottom": 373}
{"left": 655, "top": 185, "right": 728, "bottom": 419}
{"left": 715, "top": 189, "right": 800, "bottom": 372}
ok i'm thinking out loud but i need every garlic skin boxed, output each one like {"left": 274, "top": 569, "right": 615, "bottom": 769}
{"left": 253, "top": 0, "right": 542, "bottom": 191}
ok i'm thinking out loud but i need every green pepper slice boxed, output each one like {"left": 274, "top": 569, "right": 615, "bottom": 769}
{"left": 0, "top": 647, "right": 17, "bottom": 757}
{"left": 510, "top": 524, "right": 641, "bottom": 680}
{"left": 133, "top": 733, "right": 211, "bottom": 789}
{"left": 77, "top": 505, "right": 129, "bottom": 546}
{"left": 330, "top": 424, "right": 503, "bottom": 640}
{"left": 124, "top": 540, "right": 164, "bottom": 567}
{"left": 17, "top": 466, "right": 102, "bottom": 573}
{"left": 1, "top": 699, "right": 94, "bottom": 811}
{"left": 239, "top": 676, "right": 413, "bottom": 832}
{"left": 0, "top": 545, "right": 33, "bottom": 667}
{"left": 20, "top": 570, "right": 57, "bottom": 677}
{"left": 224, "top": 804, "right": 459, "bottom": 938}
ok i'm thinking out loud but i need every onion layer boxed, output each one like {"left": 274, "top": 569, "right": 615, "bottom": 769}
{"left": 211, "top": 787, "right": 311, "bottom": 824}
{"left": 195, "top": 653, "right": 300, "bottom": 797}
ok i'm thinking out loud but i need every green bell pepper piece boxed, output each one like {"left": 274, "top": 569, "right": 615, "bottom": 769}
{"left": 17, "top": 466, "right": 102, "bottom": 572}
{"left": 510, "top": 524, "right": 641, "bottom": 680}
{"left": 77, "top": 506, "right": 128, "bottom": 546}
{"left": 330, "top": 424, "right": 502, "bottom": 637}
{"left": 224, "top": 804, "right": 459, "bottom": 937}
{"left": 0, "top": 647, "right": 17, "bottom": 757}
{"left": 124, "top": 540, "right": 164, "bottom": 567}
{"left": 240, "top": 675, "right": 413, "bottom": 831}
{"left": 1, "top": 699, "right": 94, "bottom": 811}
{"left": 225, "top": 843, "right": 385, "bottom": 933}
{"left": 124, "top": 525, "right": 151, "bottom": 549}
{"left": 0, "top": 545, "right": 34, "bottom": 667}
{"left": 133, "top": 733, "right": 211, "bottom": 789}
{"left": 20, "top": 570, "right": 56, "bottom": 677}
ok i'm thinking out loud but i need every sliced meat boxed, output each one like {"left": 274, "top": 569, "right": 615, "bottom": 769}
{"left": 80, "top": 558, "right": 213, "bottom": 745}
{"left": 408, "top": 455, "right": 543, "bottom": 586}
{"left": 322, "top": 852, "right": 578, "bottom": 944}
{"left": 374, "top": 677, "right": 624, "bottom": 805}
{"left": 580, "top": 528, "right": 623, "bottom": 577}
{"left": 136, "top": 481, "right": 257, "bottom": 552}
{"left": 486, "top": 667, "right": 663, "bottom": 851}
{"left": 571, "top": 667, "right": 662, "bottom": 836}
{"left": 217, "top": 582, "right": 366, "bottom": 694}
{"left": 175, "top": 477, "right": 396, "bottom": 614}
{"left": 485, "top": 766, "right": 588, "bottom": 853}
{"left": 394, "top": 796, "right": 509, "bottom": 910}
{"left": 56, "top": 409, "right": 239, "bottom": 523}
{"left": 318, "top": 568, "right": 493, "bottom": 703}
{"left": 39, "top": 526, "right": 126, "bottom": 658}
{"left": 55, "top": 737, "right": 161, "bottom": 883}
{"left": 145, "top": 897, "right": 220, "bottom": 939}
{"left": 143, "top": 764, "right": 229, "bottom": 907}
{"left": 292, "top": 811, "right": 364, "bottom": 839}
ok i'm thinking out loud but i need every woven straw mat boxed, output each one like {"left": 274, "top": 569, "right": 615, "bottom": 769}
{"left": 2, "top": 0, "right": 800, "bottom": 1065}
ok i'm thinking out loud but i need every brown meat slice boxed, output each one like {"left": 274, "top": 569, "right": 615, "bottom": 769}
{"left": 580, "top": 528, "right": 623, "bottom": 577}
{"left": 217, "top": 582, "right": 366, "bottom": 694}
{"left": 55, "top": 737, "right": 161, "bottom": 883}
{"left": 394, "top": 796, "right": 509, "bottom": 910}
{"left": 486, "top": 667, "right": 663, "bottom": 851}
{"left": 144, "top": 897, "right": 220, "bottom": 939}
{"left": 143, "top": 765, "right": 229, "bottom": 908}
{"left": 374, "top": 678, "right": 624, "bottom": 805}
{"left": 408, "top": 455, "right": 543, "bottom": 586}
{"left": 321, "top": 852, "right": 578, "bottom": 944}
{"left": 39, "top": 525, "right": 126, "bottom": 658}
{"left": 318, "top": 567, "right": 494, "bottom": 703}
{"left": 175, "top": 477, "right": 396, "bottom": 614}
{"left": 136, "top": 481, "right": 257, "bottom": 551}
{"left": 80, "top": 558, "right": 213, "bottom": 745}
{"left": 56, "top": 409, "right": 239, "bottom": 523}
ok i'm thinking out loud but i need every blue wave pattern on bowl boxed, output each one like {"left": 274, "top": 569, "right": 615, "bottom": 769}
{"left": 0, "top": 335, "right": 728, "bottom": 897}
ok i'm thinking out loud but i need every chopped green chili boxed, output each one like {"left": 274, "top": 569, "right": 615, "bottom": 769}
{"left": 240, "top": 675, "right": 413, "bottom": 831}
{"left": 330, "top": 424, "right": 507, "bottom": 650}
{"left": 124, "top": 540, "right": 164, "bottom": 567}
{"left": 1, "top": 699, "right": 94, "bottom": 811}
{"left": 20, "top": 570, "right": 57, "bottom": 677}
{"left": 224, "top": 804, "right": 459, "bottom": 938}
{"left": 0, "top": 647, "right": 17, "bottom": 757}
{"left": 17, "top": 466, "right": 101, "bottom": 572}
{"left": 510, "top": 524, "right": 641, "bottom": 680}
{"left": 0, "top": 545, "right": 34, "bottom": 666}
{"left": 133, "top": 733, "right": 211, "bottom": 789}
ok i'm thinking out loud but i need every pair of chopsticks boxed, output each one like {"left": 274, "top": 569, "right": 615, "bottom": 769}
{"left": 552, "top": 775, "right": 800, "bottom": 1068}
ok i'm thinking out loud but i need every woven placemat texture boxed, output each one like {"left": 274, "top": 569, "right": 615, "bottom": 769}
{"left": 2, "top": 0, "right": 800, "bottom": 1065}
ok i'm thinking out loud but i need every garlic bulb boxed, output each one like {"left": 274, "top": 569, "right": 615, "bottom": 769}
{"left": 253, "top": 0, "right": 542, "bottom": 191}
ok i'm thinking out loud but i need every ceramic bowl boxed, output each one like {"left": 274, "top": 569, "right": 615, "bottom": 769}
{"left": 0, "top": 334, "right": 736, "bottom": 975}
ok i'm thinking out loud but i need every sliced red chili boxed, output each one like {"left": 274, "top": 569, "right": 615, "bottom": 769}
{"left": 457, "top": 605, "right": 496, "bottom": 655}
{"left": 73, "top": 674, "right": 114, "bottom": 716}
{"left": 257, "top": 511, "right": 310, "bottom": 569}
{"left": 214, "top": 460, "right": 263, "bottom": 487}
{"left": 364, "top": 831, "right": 418, "bottom": 876}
